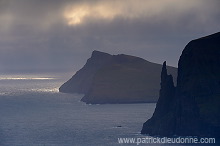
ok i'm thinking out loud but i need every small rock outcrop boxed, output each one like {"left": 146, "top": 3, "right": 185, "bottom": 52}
{"left": 59, "top": 50, "right": 177, "bottom": 104}
{"left": 141, "top": 32, "right": 220, "bottom": 138}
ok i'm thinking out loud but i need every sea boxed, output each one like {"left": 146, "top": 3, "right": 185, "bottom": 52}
{"left": 0, "top": 73, "right": 212, "bottom": 146}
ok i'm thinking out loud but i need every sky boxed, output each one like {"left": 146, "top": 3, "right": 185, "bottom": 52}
{"left": 0, "top": 0, "right": 220, "bottom": 73}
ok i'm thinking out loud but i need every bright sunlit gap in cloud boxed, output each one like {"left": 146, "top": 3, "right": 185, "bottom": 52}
{"left": 63, "top": 0, "right": 204, "bottom": 26}
{"left": 64, "top": 6, "right": 89, "bottom": 25}
{"left": 64, "top": 3, "right": 121, "bottom": 26}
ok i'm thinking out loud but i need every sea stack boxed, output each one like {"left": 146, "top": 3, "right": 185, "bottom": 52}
{"left": 59, "top": 50, "right": 177, "bottom": 104}
{"left": 141, "top": 61, "right": 176, "bottom": 136}
{"left": 141, "top": 32, "right": 220, "bottom": 138}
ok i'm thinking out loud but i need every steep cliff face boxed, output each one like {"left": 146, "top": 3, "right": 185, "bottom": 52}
{"left": 175, "top": 32, "right": 220, "bottom": 136}
{"left": 141, "top": 32, "right": 220, "bottom": 137}
{"left": 141, "top": 62, "right": 176, "bottom": 136}
{"left": 59, "top": 51, "right": 112, "bottom": 93}
{"left": 59, "top": 50, "right": 177, "bottom": 104}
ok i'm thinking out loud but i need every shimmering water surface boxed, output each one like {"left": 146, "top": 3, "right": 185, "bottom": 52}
{"left": 0, "top": 73, "right": 157, "bottom": 146}
{"left": 0, "top": 73, "right": 192, "bottom": 146}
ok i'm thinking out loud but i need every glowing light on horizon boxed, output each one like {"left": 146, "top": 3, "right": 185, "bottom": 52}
{"left": 0, "top": 77, "right": 55, "bottom": 80}
{"left": 30, "top": 87, "right": 59, "bottom": 93}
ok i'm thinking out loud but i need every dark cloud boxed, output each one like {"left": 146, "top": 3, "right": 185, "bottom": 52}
{"left": 0, "top": 0, "right": 220, "bottom": 73}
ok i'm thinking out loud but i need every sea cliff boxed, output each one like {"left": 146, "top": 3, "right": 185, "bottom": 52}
{"left": 59, "top": 50, "right": 177, "bottom": 104}
{"left": 141, "top": 32, "right": 220, "bottom": 138}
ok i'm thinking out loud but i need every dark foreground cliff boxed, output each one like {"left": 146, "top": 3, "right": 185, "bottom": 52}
{"left": 59, "top": 50, "right": 177, "bottom": 104}
{"left": 141, "top": 32, "right": 220, "bottom": 138}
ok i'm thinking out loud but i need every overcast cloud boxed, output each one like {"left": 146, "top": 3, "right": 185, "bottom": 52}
{"left": 0, "top": 0, "right": 220, "bottom": 73}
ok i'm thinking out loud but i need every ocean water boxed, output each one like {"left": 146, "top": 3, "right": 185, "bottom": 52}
{"left": 0, "top": 73, "right": 158, "bottom": 146}
{"left": 0, "top": 73, "right": 207, "bottom": 146}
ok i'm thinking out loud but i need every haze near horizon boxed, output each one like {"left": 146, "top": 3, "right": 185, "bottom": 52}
{"left": 0, "top": 0, "right": 220, "bottom": 73}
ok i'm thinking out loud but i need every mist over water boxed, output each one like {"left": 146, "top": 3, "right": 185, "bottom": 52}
{"left": 0, "top": 73, "right": 159, "bottom": 145}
